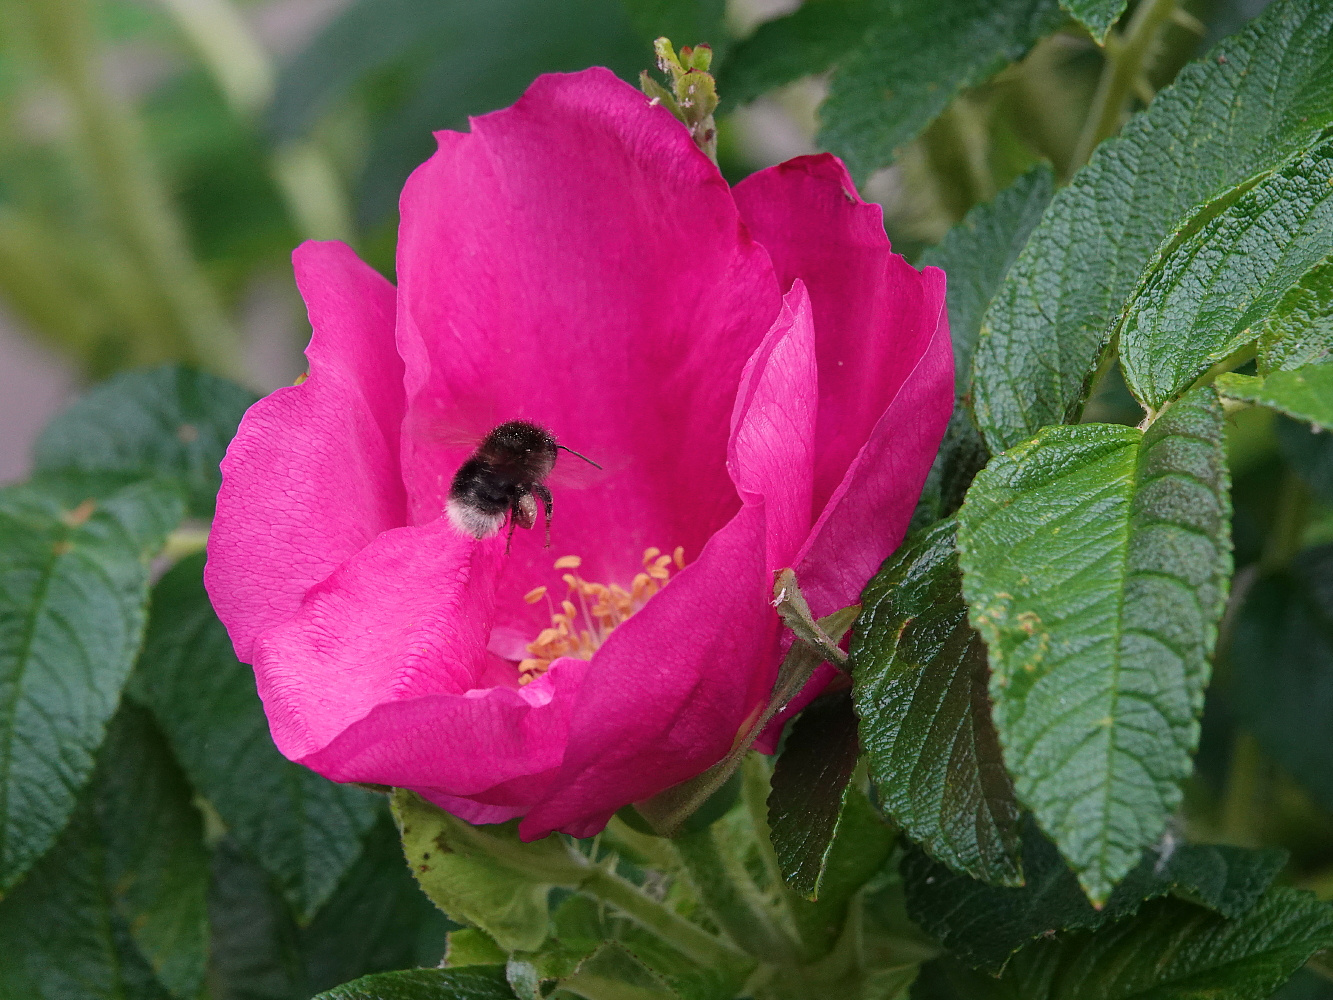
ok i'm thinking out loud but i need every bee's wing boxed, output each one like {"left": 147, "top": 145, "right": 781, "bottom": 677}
{"left": 548, "top": 446, "right": 617, "bottom": 489}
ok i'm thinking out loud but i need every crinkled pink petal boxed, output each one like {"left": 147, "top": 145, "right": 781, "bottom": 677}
{"left": 206, "top": 242, "right": 405, "bottom": 661}
{"left": 393, "top": 68, "right": 781, "bottom": 642}
{"left": 520, "top": 285, "right": 819, "bottom": 839}
{"left": 733, "top": 154, "right": 947, "bottom": 515}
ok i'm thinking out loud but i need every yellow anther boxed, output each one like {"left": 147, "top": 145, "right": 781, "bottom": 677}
{"left": 673, "top": 546, "right": 685, "bottom": 569}
{"left": 554, "top": 555, "right": 582, "bottom": 570}
{"left": 643, "top": 547, "right": 661, "bottom": 563}
{"left": 523, "top": 586, "right": 548, "bottom": 604}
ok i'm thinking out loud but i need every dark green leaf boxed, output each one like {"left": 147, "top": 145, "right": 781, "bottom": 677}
{"left": 1121, "top": 137, "right": 1333, "bottom": 408}
{"left": 920, "top": 889, "right": 1333, "bottom": 999}
{"left": 134, "top": 553, "right": 380, "bottom": 921}
{"left": 1059, "top": 0, "right": 1125, "bottom": 41}
{"left": 902, "top": 817, "right": 1288, "bottom": 972}
{"left": 1231, "top": 544, "right": 1333, "bottom": 813}
{"left": 1259, "top": 258, "right": 1333, "bottom": 373}
{"left": 33, "top": 365, "right": 257, "bottom": 518}
{"left": 0, "top": 700, "right": 211, "bottom": 1000}
{"left": 974, "top": 0, "right": 1333, "bottom": 450}
{"left": 312, "top": 966, "right": 515, "bottom": 1000}
{"left": 0, "top": 475, "right": 183, "bottom": 892}
{"left": 717, "top": 0, "right": 878, "bottom": 111}
{"left": 820, "top": 0, "right": 1067, "bottom": 182}
{"left": 95, "top": 702, "right": 209, "bottom": 999}
{"left": 851, "top": 519, "right": 1022, "bottom": 886}
{"left": 921, "top": 164, "right": 1055, "bottom": 397}
{"left": 619, "top": 0, "right": 727, "bottom": 51}
{"left": 1218, "top": 364, "right": 1333, "bottom": 429}
{"left": 957, "top": 388, "right": 1231, "bottom": 902}
{"left": 767, "top": 691, "right": 861, "bottom": 899}
{"left": 209, "top": 818, "right": 453, "bottom": 1000}
{"left": 1277, "top": 418, "right": 1333, "bottom": 506}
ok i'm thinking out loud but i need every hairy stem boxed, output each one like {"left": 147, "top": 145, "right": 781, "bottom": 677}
{"left": 1069, "top": 0, "right": 1177, "bottom": 173}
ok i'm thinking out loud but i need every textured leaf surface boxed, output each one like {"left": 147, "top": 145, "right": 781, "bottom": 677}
{"left": 819, "top": 0, "right": 1067, "bottom": 181}
{"left": 919, "top": 889, "right": 1333, "bottom": 999}
{"left": 0, "top": 701, "right": 210, "bottom": 1000}
{"left": 717, "top": 0, "right": 877, "bottom": 110}
{"left": 0, "top": 475, "right": 183, "bottom": 892}
{"left": 902, "top": 818, "right": 1288, "bottom": 972}
{"left": 957, "top": 389, "right": 1231, "bottom": 902}
{"left": 1121, "top": 137, "right": 1333, "bottom": 407}
{"left": 1259, "top": 259, "right": 1333, "bottom": 373}
{"left": 393, "top": 790, "right": 585, "bottom": 952}
{"left": 1218, "top": 364, "right": 1333, "bottom": 429}
{"left": 1059, "top": 0, "right": 1125, "bottom": 41}
{"left": 851, "top": 519, "right": 1022, "bottom": 886}
{"left": 922, "top": 165, "right": 1055, "bottom": 396}
{"left": 1231, "top": 544, "right": 1333, "bottom": 813}
{"left": 767, "top": 691, "right": 861, "bottom": 898}
{"left": 208, "top": 818, "right": 453, "bottom": 999}
{"left": 973, "top": 0, "right": 1333, "bottom": 450}
{"left": 33, "top": 365, "right": 256, "bottom": 518}
{"left": 313, "top": 968, "right": 515, "bottom": 1000}
{"left": 134, "top": 553, "right": 379, "bottom": 921}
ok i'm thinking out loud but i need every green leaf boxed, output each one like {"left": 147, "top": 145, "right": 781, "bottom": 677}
{"left": 1259, "top": 258, "right": 1333, "bottom": 373}
{"left": 921, "top": 164, "right": 1055, "bottom": 397}
{"left": 851, "top": 519, "right": 1022, "bottom": 887}
{"left": 618, "top": 0, "right": 727, "bottom": 51}
{"left": 1231, "top": 543, "right": 1333, "bottom": 813}
{"left": 208, "top": 818, "right": 453, "bottom": 999}
{"left": 312, "top": 966, "right": 515, "bottom": 1000}
{"left": 133, "top": 553, "right": 380, "bottom": 921}
{"left": 95, "top": 702, "right": 210, "bottom": 999}
{"left": 1058, "top": 0, "right": 1125, "bottom": 42}
{"left": 1278, "top": 417, "right": 1333, "bottom": 506}
{"left": 0, "top": 700, "right": 211, "bottom": 1000}
{"left": 973, "top": 0, "right": 1333, "bottom": 451}
{"left": 819, "top": 0, "right": 1067, "bottom": 182}
{"left": 33, "top": 365, "right": 257, "bottom": 518}
{"left": 1121, "top": 137, "right": 1333, "bottom": 408}
{"left": 0, "top": 474, "right": 183, "bottom": 892}
{"left": 920, "top": 889, "right": 1333, "bottom": 1000}
{"left": 717, "top": 0, "right": 878, "bottom": 111}
{"left": 1217, "top": 364, "right": 1333, "bottom": 429}
{"left": 766, "top": 691, "right": 861, "bottom": 898}
{"left": 392, "top": 789, "right": 587, "bottom": 952}
{"left": 902, "top": 817, "right": 1288, "bottom": 972}
{"left": 957, "top": 388, "right": 1231, "bottom": 903}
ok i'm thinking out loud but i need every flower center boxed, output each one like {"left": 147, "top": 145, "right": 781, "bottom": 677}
{"left": 518, "top": 546, "right": 686, "bottom": 684}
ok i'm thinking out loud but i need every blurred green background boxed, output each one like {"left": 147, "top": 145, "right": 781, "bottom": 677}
{"left": 0, "top": 0, "right": 1264, "bottom": 481}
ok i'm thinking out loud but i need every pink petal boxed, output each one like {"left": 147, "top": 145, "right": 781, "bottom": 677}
{"left": 206, "top": 242, "right": 405, "bottom": 661}
{"left": 392, "top": 68, "right": 781, "bottom": 646}
{"left": 520, "top": 285, "right": 819, "bottom": 839}
{"left": 733, "top": 154, "right": 949, "bottom": 518}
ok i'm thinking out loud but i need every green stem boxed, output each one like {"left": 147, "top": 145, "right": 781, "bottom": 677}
{"left": 580, "top": 865, "right": 755, "bottom": 976}
{"left": 1068, "top": 0, "right": 1177, "bottom": 174}
{"left": 1261, "top": 471, "right": 1312, "bottom": 573}
{"left": 28, "top": 0, "right": 241, "bottom": 377}
{"left": 1219, "top": 731, "right": 1265, "bottom": 847}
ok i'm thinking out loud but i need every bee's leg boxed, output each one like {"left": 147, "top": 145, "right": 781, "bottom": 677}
{"left": 504, "top": 509, "right": 518, "bottom": 555}
{"left": 532, "top": 483, "right": 553, "bottom": 547}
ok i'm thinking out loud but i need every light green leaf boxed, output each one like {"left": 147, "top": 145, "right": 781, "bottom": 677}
{"left": 0, "top": 700, "right": 209, "bottom": 1000}
{"left": 819, "top": 0, "right": 1067, "bottom": 182}
{"left": 850, "top": 519, "right": 1022, "bottom": 887}
{"left": 766, "top": 691, "right": 861, "bottom": 899}
{"left": 922, "top": 164, "right": 1055, "bottom": 396}
{"left": 957, "top": 388, "right": 1231, "bottom": 903}
{"left": 1259, "top": 258, "right": 1333, "bottom": 373}
{"left": 974, "top": 0, "right": 1333, "bottom": 450}
{"left": 1059, "top": 0, "right": 1125, "bottom": 42}
{"left": 0, "top": 474, "right": 183, "bottom": 892}
{"left": 1121, "top": 137, "right": 1333, "bottom": 408}
{"left": 1217, "top": 364, "right": 1333, "bottom": 429}
{"left": 392, "top": 789, "right": 587, "bottom": 952}
{"left": 1231, "top": 543, "right": 1333, "bottom": 813}
{"left": 902, "top": 818, "right": 1288, "bottom": 973}
{"left": 921, "top": 889, "right": 1333, "bottom": 999}
{"left": 33, "top": 365, "right": 256, "bottom": 518}
{"left": 133, "top": 553, "right": 380, "bottom": 921}
{"left": 312, "top": 967, "right": 516, "bottom": 1000}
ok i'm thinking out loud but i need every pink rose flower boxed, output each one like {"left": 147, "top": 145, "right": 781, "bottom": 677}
{"left": 205, "top": 68, "right": 952, "bottom": 840}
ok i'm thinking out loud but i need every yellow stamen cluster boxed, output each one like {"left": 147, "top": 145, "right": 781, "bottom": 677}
{"left": 518, "top": 546, "right": 686, "bottom": 685}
